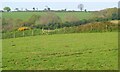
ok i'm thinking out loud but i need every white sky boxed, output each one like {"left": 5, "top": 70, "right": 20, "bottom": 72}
{"left": 1, "top": 0, "right": 120, "bottom": 2}
{"left": 0, "top": 0, "right": 119, "bottom": 11}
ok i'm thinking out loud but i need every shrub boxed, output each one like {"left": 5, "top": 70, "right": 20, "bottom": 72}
{"left": 35, "top": 12, "right": 62, "bottom": 29}
{"left": 18, "top": 27, "right": 31, "bottom": 31}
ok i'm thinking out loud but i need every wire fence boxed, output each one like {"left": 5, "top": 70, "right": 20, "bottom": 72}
{"left": 2, "top": 29, "right": 44, "bottom": 39}
{"left": 2, "top": 25, "right": 118, "bottom": 39}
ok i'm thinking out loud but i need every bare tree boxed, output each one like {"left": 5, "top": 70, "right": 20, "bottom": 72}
{"left": 21, "top": 8, "right": 23, "bottom": 11}
{"left": 36, "top": 8, "right": 38, "bottom": 11}
{"left": 15, "top": 8, "right": 19, "bottom": 11}
{"left": 37, "top": 12, "right": 61, "bottom": 25}
{"left": 78, "top": 4, "right": 84, "bottom": 11}
{"left": 45, "top": 6, "right": 50, "bottom": 11}
{"left": 48, "top": 8, "right": 50, "bottom": 11}
{"left": 25, "top": 8, "right": 28, "bottom": 11}
{"left": 33, "top": 7, "right": 35, "bottom": 11}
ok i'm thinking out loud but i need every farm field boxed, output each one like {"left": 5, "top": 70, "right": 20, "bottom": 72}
{"left": 2, "top": 32, "right": 118, "bottom": 70}
{"left": 2, "top": 12, "right": 94, "bottom": 21}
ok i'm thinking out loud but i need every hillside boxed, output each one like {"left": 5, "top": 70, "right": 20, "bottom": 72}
{"left": 2, "top": 12, "right": 94, "bottom": 21}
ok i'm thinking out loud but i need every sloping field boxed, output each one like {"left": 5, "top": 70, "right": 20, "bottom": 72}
{"left": 2, "top": 12, "right": 94, "bottom": 21}
{"left": 2, "top": 32, "right": 118, "bottom": 70}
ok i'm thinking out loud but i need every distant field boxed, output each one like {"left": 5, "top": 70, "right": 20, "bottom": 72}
{"left": 2, "top": 12, "right": 94, "bottom": 21}
{"left": 2, "top": 32, "right": 118, "bottom": 70}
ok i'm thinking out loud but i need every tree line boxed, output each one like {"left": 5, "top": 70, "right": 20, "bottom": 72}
{"left": 2, "top": 4, "right": 87, "bottom": 12}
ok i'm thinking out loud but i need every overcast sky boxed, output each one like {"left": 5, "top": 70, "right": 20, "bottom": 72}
{"left": 1, "top": 0, "right": 119, "bottom": 2}
{"left": 1, "top": 0, "right": 119, "bottom": 11}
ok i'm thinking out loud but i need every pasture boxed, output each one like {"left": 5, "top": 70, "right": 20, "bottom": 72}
{"left": 2, "top": 32, "right": 118, "bottom": 70}
{"left": 2, "top": 12, "right": 94, "bottom": 21}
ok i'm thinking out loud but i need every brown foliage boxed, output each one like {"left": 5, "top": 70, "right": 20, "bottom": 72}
{"left": 64, "top": 14, "right": 79, "bottom": 22}
{"left": 36, "top": 12, "right": 61, "bottom": 25}
{"left": 95, "top": 8, "right": 118, "bottom": 18}
{"left": 76, "top": 21, "right": 117, "bottom": 32}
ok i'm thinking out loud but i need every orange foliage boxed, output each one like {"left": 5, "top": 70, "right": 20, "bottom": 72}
{"left": 18, "top": 27, "right": 30, "bottom": 31}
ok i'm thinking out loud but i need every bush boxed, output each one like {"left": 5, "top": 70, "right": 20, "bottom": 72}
{"left": 35, "top": 12, "right": 62, "bottom": 29}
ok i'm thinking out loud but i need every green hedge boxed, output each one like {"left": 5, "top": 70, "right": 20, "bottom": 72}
{"left": 2, "top": 22, "right": 118, "bottom": 39}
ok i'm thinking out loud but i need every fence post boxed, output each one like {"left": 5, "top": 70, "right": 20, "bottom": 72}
{"left": 42, "top": 28, "right": 44, "bottom": 34}
{"left": 23, "top": 31, "right": 25, "bottom": 37}
{"left": 91, "top": 25, "right": 93, "bottom": 31}
{"left": 106, "top": 25, "right": 108, "bottom": 32}
{"left": 32, "top": 30, "right": 34, "bottom": 36}
{"left": 13, "top": 32, "right": 16, "bottom": 38}
{"left": 39, "top": 29, "right": 41, "bottom": 35}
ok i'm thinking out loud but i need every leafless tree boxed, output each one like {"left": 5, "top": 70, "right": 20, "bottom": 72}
{"left": 78, "top": 4, "right": 84, "bottom": 11}
{"left": 15, "top": 8, "right": 19, "bottom": 11}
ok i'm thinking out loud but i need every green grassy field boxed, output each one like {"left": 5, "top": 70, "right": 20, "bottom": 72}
{"left": 2, "top": 32, "right": 118, "bottom": 70}
{"left": 2, "top": 12, "right": 94, "bottom": 21}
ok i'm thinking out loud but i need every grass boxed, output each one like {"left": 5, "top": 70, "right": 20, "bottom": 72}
{"left": 2, "top": 32, "right": 118, "bottom": 70}
{"left": 2, "top": 12, "right": 94, "bottom": 21}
